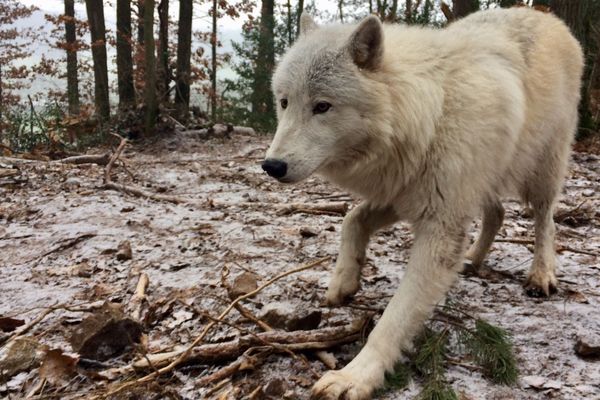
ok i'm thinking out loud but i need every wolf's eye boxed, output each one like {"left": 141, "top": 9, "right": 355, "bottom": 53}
{"left": 313, "top": 102, "right": 331, "bottom": 114}
{"left": 280, "top": 99, "right": 288, "bottom": 109}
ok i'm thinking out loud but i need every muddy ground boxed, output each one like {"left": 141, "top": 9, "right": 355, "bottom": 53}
{"left": 0, "top": 132, "right": 599, "bottom": 399}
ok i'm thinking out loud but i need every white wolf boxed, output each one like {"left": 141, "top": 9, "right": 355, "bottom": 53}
{"left": 262, "top": 7, "right": 583, "bottom": 400}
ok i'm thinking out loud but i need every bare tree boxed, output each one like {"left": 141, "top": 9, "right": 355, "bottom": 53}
{"left": 117, "top": 0, "right": 136, "bottom": 110}
{"left": 175, "top": 0, "right": 193, "bottom": 120}
{"left": 157, "top": 0, "right": 170, "bottom": 102}
{"left": 296, "top": 0, "right": 304, "bottom": 38}
{"left": 85, "top": 0, "right": 110, "bottom": 121}
{"left": 144, "top": 0, "right": 157, "bottom": 135}
{"left": 64, "top": 0, "right": 79, "bottom": 115}
{"left": 211, "top": 0, "right": 217, "bottom": 121}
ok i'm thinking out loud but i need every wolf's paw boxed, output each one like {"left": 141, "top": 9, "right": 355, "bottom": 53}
{"left": 524, "top": 270, "right": 558, "bottom": 297}
{"left": 311, "top": 370, "right": 372, "bottom": 400}
{"left": 325, "top": 273, "right": 360, "bottom": 306}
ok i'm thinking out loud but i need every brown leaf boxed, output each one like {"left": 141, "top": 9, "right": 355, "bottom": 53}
{"left": 0, "top": 316, "right": 25, "bottom": 332}
{"left": 39, "top": 349, "right": 78, "bottom": 386}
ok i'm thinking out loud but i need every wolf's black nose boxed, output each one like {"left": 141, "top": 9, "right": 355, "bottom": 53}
{"left": 262, "top": 159, "right": 287, "bottom": 179}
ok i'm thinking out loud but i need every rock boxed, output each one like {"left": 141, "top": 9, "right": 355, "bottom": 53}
{"left": 299, "top": 227, "right": 318, "bottom": 238}
{"left": 264, "top": 378, "right": 288, "bottom": 397}
{"left": 0, "top": 317, "right": 25, "bottom": 333}
{"left": 260, "top": 302, "right": 322, "bottom": 331}
{"left": 522, "top": 375, "right": 545, "bottom": 389}
{"left": 69, "top": 302, "right": 142, "bottom": 361}
{"left": 116, "top": 240, "right": 132, "bottom": 261}
{"left": 0, "top": 337, "right": 45, "bottom": 379}
{"left": 228, "top": 272, "right": 259, "bottom": 299}
{"left": 575, "top": 331, "right": 600, "bottom": 358}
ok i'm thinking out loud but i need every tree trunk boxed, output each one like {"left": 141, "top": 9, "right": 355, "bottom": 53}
{"left": 85, "top": 0, "right": 110, "bottom": 121}
{"left": 338, "top": 0, "right": 344, "bottom": 22}
{"left": 296, "top": 0, "right": 304, "bottom": 38}
{"left": 211, "top": 0, "right": 217, "bottom": 122}
{"left": 144, "top": 0, "right": 157, "bottom": 135}
{"left": 175, "top": 0, "right": 193, "bottom": 121}
{"left": 252, "top": 0, "right": 275, "bottom": 130}
{"left": 117, "top": 0, "right": 136, "bottom": 110}
{"left": 389, "top": 0, "right": 399, "bottom": 21}
{"left": 65, "top": 0, "right": 80, "bottom": 115}
{"left": 499, "top": 0, "right": 518, "bottom": 7}
{"left": 452, "top": 0, "right": 479, "bottom": 19}
{"left": 286, "top": 0, "right": 292, "bottom": 43}
{"left": 405, "top": 0, "right": 412, "bottom": 23}
{"left": 157, "top": 0, "right": 170, "bottom": 103}
{"left": 549, "top": 0, "right": 594, "bottom": 133}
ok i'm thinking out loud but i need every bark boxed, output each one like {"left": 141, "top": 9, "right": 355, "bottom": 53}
{"left": 452, "top": 0, "right": 479, "bottom": 19}
{"left": 117, "top": 0, "right": 136, "bottom": 110}
{"left": 137, "top": 0, "right": 145, "bottom": 45}
{"left": 85, "top": 0, "right": 110, "bottom": 121}
{"left": 175, "top": 0, "right": 193, "bottom": 121}
{"left": 157, "top": 0, "right": 170, "bottom": 103}
{"left": 211, "top": 0, "right": 218, "bottom": 122}
{"left": 286, "top": 0, "right": 292, "bottom": 43}
{"left": 143, "top": 0, "right": 157, "bottom": 136}
{"left": 64, "top": 0, "right": 80, "bottom": 115}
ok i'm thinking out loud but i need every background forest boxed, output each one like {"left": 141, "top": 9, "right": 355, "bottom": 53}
{"left": 1, "top": 0, "right": 600, "bottom": 153}
{"left": 1, "top": 1, "right": 599, "bottom": 400}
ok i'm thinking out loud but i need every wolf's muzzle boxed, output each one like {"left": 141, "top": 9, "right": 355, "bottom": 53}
{"left": 261, "top": 159, "right": 288, "bottom": 179}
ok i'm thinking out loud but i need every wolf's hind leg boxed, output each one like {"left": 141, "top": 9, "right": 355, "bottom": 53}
{"left": 326, "top": 203, "right": 398, "bottom": 306}
{"left": 524, "top": 200, "right": 559, "bottom": 297}
{"left": 465, "top": 198, "right": 504, "bottom": 268}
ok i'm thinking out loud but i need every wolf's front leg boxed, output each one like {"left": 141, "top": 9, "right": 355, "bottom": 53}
{"left": 327, "top": 204, "right": 398, "bottom": 306}
{"left": 313, "top": 221, "right": 467, "bottom": 400}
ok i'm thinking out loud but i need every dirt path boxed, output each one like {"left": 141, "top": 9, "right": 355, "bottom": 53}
{"left": 1, "top": 133, "right": 598, "bottom": 399}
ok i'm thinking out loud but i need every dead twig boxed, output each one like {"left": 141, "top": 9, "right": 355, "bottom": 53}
{"left": 98, "top": 256, "right": 331, "bottom": 399}
{"left": 102, "top": 136, "right": 186, "bottom": 204}
{"left": 129, "top": 273, "right": 149, "bottom": 321}
{"left": 220, "top": 266, "right": 337, "bottom": 369}
{"left": 197, "top": 348, "right": 269, "bottom": 386}
{"left": 24, "top": 233, "right": 97, "bottom": 265}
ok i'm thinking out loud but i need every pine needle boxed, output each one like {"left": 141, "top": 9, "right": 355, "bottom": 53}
{"left": 462, "top": 319, "right": 518, "bottom": 385}
{"left": 418, "top": 380, "right": 459, "bottom": 400}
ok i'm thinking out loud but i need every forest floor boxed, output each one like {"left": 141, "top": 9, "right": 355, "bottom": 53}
{"left": 0, "top": 132, "right": 599, "bottom": 400}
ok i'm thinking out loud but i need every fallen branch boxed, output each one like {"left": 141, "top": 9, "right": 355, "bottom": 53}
{"left": 57, "top": 153, "right": 111, "bottom": 166}
{"left": 209, "top": 200, "right": 349, "bottom": 216}
{"left": 178, "top": 124, "right": 255, "bottom": 139}
{"left": 98, "top": 256, "right": 331, "bottom": 398}
{"left": 495, "top": 238, "right": 598, "bottom": 257}
{"left": 133, "top": 319, "right": 363, "bottom": 368}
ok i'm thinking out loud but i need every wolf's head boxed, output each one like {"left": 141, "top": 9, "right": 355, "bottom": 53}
{"left": 262, "top": 13, "right": 385, "bottom": 183}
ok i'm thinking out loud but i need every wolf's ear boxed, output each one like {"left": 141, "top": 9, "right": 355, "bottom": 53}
{"left": 348, "top": 15, "right": 383, "bottom": 70}
{"left": 300, "top": 12, "right": 318, "bottom": 35}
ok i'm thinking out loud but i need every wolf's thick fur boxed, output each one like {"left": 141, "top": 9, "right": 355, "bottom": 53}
{"left": 264, "top": 8, "right": 583, "bottom": 400}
